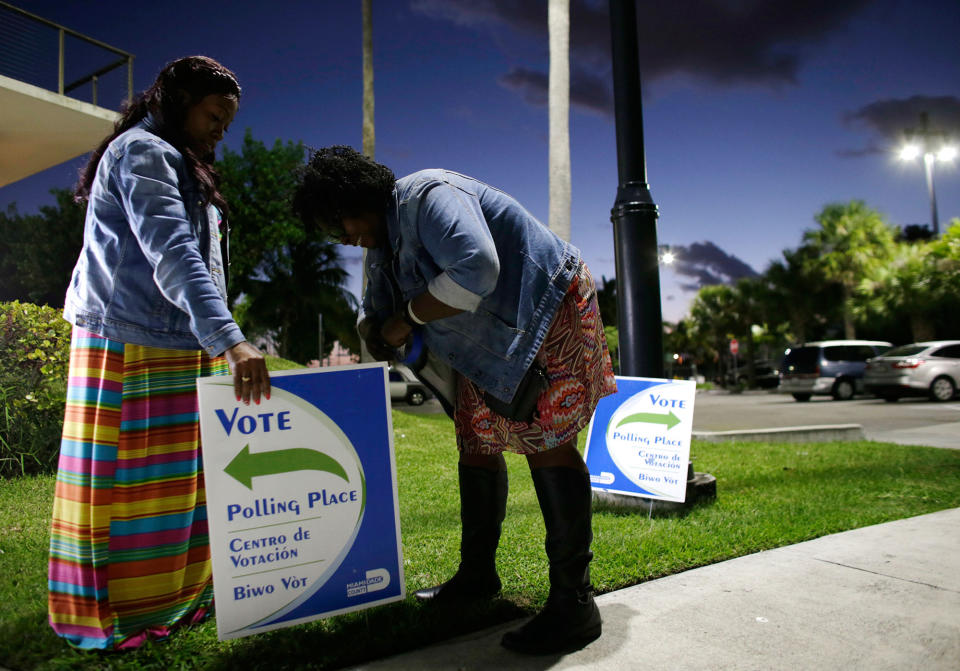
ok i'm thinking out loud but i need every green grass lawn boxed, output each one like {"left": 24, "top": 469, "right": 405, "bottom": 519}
{"left": 2, "top": 409, "right": 959, "bottom": 670}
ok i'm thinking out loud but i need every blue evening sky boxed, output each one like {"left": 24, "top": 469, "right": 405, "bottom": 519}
{"left": 2, "top": 0, "right": 958, "bottom": 321}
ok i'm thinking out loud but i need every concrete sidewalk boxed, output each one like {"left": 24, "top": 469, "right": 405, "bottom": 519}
{"left": 349, "top": 508, "right": 960, "bottom": 670}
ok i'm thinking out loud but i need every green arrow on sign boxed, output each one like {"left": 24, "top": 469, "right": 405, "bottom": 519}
{"left": 225, "top": 445, "right": 349, "bottom": 490}
{"left": 615, "top": 410, "right": 681, "bottom": 430}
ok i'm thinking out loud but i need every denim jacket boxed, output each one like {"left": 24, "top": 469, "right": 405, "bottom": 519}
{"left": 63, "top": 115, "right": 244, "bottom": 356}
{"left": 360, "top": 170, "right": 581, "bottom": 403}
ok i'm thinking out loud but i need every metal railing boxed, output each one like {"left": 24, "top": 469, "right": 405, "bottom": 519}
{"left": 0, "top": 1, "right": 133, "bottom": 106}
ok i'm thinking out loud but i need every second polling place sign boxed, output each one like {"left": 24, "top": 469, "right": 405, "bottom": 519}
{"left": 584, "top": 376, "right": 696, "bottom": 502}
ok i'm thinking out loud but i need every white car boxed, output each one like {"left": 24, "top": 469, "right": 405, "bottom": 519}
{"left": 388, "top": 365, "right": 431, "bottom": 406}
{"left": 864, "top": 340, "right": 960, "bottom": 402}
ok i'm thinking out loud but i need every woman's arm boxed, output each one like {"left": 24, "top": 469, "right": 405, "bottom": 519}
{"left": 380, "top": 181, "right": 498, "bottom": 348}
{"left": 116, "top": 138, "right": 269, "bottom": 402}
{"left": 415, "top": 181, "right": 500, "bottom": 311}
{"left": 380, "top": 291, "right": 463, "bottom": 348}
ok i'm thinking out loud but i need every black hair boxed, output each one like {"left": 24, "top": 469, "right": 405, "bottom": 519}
{"left": 75, "top": 55, "right": 241, "bottom": 213}
{"left": 292, "top": 145, "right": 396, "bottom": 235}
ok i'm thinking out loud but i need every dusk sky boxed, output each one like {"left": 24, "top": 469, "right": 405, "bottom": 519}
{"left": 3, "top": 0, "right": 959, "bottom": 322}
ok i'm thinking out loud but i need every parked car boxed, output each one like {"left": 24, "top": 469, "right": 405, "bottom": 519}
{"left": 779, "top": 340, "right": 892, "bottom": 401}
{"left": 864, "top": 340, "right": 960, "bottom": 402}
{"left": 725, "top": 358, "right": 781, "bottom": 389}
{"left": 388, "top": 364, "right": 432, "bottom": 406}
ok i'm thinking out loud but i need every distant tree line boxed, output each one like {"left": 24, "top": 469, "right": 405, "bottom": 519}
{"left": 6, "top": 156, "right": 957, "bottom": 376}
{"left": 0, "top": 129, "right": 358, "bottom": 364}
{"left": 599, "top": 201, "right": 960, "bottom": 385}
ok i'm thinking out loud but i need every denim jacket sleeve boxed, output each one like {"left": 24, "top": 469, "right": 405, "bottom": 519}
{"left": 115, "top": 138, "right": 244, "bottom": 356}
{"left": 417, "top": 181, "right": 500, "bottom": 311}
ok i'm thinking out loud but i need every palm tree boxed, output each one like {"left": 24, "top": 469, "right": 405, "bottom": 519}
{"left": 763, "top": 246, "right": 839, "bottom": 344}
{"left": 866, "top": 219, "right": 960, "bottom": 341}
{"left": 362, "top": 0, "right": 374, "bottom": 160}
{"left": 689, "top": 284, "right": 740, "bottom": 383}
{"left": 218, "top": 132, "right": 357, "bottom": 362}
{"left": 663, "top": 317, "right": 711, "bottom": 381}
{"left": 730, "top": 277, "right": 767, "bottom": 382}
{"left": 802, "top": 201, "right": 896, "bottom": 339}
{"left": 241, "top": 240, "right": 359, "bottom": 363}
{"left": 360, "top": 0, "right": 374, "bottom": 361}
{"left": 548, "top": 0, "right": 570, "bottom": 241}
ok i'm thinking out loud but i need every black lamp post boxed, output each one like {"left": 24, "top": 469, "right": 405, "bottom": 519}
{"left": 608, "top": 0, "right": 663, "bottom": 378}
{"left": 599, "top": 1, "right": 718, "bottom": 515}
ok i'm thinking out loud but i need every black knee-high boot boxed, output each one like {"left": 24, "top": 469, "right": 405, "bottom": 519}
{"left": 414, "top": 464, "right": 508, "bottom": 602}
{"left": 501, "top": 466, "right": 601, "bottom": 654}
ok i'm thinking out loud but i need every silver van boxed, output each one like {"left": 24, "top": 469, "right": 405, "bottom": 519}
{"left": 779, "top": 340, "right": 892, "bottom": 401}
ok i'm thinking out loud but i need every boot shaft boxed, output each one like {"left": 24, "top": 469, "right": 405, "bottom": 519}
{"left": 457, "top": 464, "right": 508, "bottom": 569}
{"left": 530, "top": 466, "right": 594, "bottom": 594}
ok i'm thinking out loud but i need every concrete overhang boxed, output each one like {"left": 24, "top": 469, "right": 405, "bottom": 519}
{"left": 0, "top": 73, "right": 118, "bottom": 187}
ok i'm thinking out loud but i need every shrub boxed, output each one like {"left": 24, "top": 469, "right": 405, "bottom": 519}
{"left": 0, "top": 302, "right": 71, "bottom": 477}
{"left": 0, "top": 304, "right": 307, "bottom": 479}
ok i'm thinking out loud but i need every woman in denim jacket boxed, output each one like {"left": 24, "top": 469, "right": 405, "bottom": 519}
{"left": 293, "top": 146, "right": 617, "bottom": 655}
{"left": 48, "top": 56, "right": 269, "bottom": 650}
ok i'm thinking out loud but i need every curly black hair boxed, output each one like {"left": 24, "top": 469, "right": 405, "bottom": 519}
{"left": 292, "top": 146, "right": 396, "bottom": 235}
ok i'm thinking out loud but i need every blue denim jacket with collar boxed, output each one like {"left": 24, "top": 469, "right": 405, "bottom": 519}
{"left": 360, "top": 169, "right": 581, "bottom": 403}
{"left": 63, "top": 115, "right": 244, "bottom": 356}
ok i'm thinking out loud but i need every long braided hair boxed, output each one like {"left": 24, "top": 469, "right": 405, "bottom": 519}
{"left": 74, "top": 55, "right": 241, "bottom": 213}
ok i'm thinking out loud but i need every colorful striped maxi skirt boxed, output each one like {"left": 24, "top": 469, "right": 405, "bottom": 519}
{"left": 48, "top": 327, "right": 228, "bottom": 650}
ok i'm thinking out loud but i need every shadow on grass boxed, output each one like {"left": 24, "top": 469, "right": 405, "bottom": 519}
{"left": 593, "top": 493, "right": 718, "bottom": 519}
{"left": 205, "top": 597, "right": 529, "bottom": 670}
{"left": 0, "top": 598, "right": 532, "bottom": 670}
{"left": 0, "top": 608, "right": 91, "bottom": 671}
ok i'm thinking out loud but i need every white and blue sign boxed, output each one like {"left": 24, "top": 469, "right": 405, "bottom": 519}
{"left": 197, "top": 363, "right": 404, "bottom": 640}
{"left": 584, "top": 376, "right": 696, "bottom": 502}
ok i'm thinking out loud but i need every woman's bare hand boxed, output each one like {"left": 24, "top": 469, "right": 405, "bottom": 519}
{"left": 380, "top": 313, "right": 413, "bottom": 349}
{"left": 224, "top": 341, "right": 270, "bottom": 405}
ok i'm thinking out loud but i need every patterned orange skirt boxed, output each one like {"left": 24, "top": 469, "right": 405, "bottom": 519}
{"left": 454, "top": 262, "right": 617, "bottom": 455}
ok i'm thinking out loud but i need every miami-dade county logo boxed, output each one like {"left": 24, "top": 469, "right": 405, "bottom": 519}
{"left": 604, "top": 383, "right": 688, "bottom": 498}
{"left": 206, "top": 384, "right": 368, "bottom": 635}
{"left": 346, "top": 568, "right": 391, "bottom": 597}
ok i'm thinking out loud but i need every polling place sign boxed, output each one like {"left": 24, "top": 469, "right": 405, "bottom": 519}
{"left": 584, "top": 377, "right": 696, "bottom": 502}
{"left": 197, "top": 363, "right": 404, "bottom": 640}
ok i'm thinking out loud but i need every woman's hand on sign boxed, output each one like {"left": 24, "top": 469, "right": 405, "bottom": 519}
{"left": 226, "top": 341, "right": 270, "bottom": 405}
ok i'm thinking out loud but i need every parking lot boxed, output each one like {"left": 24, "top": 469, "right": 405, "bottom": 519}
{"left": 692, "top": 390, "right": 960, "bottom": 449}
{"left": 398, "top": 388, "right": 959, "bottom": 449}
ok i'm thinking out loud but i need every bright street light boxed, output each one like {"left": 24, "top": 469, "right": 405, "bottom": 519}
{"left": 657, "top": 244, "right": 675, "bottom": 265}
{"left": 898, "top": 112, "right": 956, "bottom": 237}
{"left": 899, "top": 144, "right": 921, "bottom": 161}
{"left": 937, "top": 146, "right": 958, "bottom": 162}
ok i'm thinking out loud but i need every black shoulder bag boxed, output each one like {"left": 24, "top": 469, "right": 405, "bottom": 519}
{"left": 482, "top": 362, "right": 549, "bottom": 423}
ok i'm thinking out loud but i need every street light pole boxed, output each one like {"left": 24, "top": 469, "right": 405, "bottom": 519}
{"left": 923, "top": 152, "right": 939, "bottom": 236}
{"left": 608, "top": 0, "right": 663, "bottom": 378}
{"left": 900, "top": 112, "right": 956, "bottom": 237}
{"left": 318, "top": 313, "right": 324, "bottom": 367}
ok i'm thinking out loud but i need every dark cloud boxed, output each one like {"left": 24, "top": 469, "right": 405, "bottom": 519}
{"left": 569, "top": 66, "right": 613, "bottom": 116}
{"left": 499, "top": 67, "right": 548, "bottom": 107}
{"left": 835, "top": 142, "right": 888, "bottom": 158}
{"left": 667, "top": 240, "right": 759, "bottom": 291}
{"left": 845, "top": 95, "right": 960, "bottom": 144}
{"left": 498, "top": 65, "right": 612, "bottom": 116}
{"left": 412, "top": 0, "right": 874, "bottom": 115}
{"left": 410, "top": 0, "right": 545, "bottom": 35}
